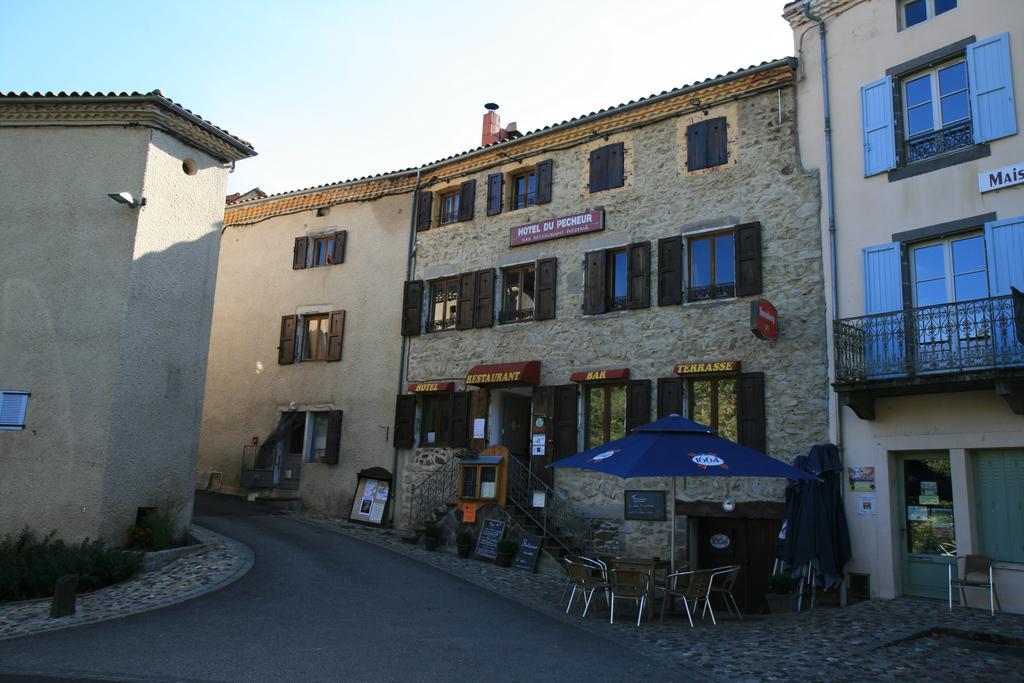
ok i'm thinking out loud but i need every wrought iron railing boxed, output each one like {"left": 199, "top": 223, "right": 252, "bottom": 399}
{"left": 408, "top": 454, "right": 459, "bottom": 527}
{"left": 687, "top": 281, "right": 736, "bottom": 302}
{"left": 834, "top": 295, "right": 1024, "bottom": 383}
{"left": 428, "top": 317, "right": 457, "bottom": 332}
{"left": 505, "top": 456, "right": 593, "bottom": 556}
{"left": 905, "top": 120, "right": 973, "bottom": 164}
{"left": 499, "top": 308, "right": 534, "bottom": 323}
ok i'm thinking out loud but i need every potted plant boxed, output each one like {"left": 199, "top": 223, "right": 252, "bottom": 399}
{"left": 422, "top": 523, "right": 442, "bottom": 551}
{"left": 456, "top": 529, "right": 474, "bottom": 559}
{"left": 494, "top": 537, "right": 517, "bottom": 567}
{"left": 765, "top": 574, "right": 800, "bottom": 614}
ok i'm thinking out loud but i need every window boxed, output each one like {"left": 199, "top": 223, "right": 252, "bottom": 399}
{"left": 500, "top": 263, "right": 535, "bottom": 323}
{"left": 901, "top": 0, "right": 956, "bottom": 29}
{"left": 583, "top": 243, "right": 650, "bottom": 314}
{"left": 428, "top": 277, "right": 459, "bottom": 332}
{"left": 688, "top": 377, "right": 738, "bottom": 442}
{"left": 688, "top": 231, "right": 735, "bottom": 301}
{"left": 311, "top": 235, "right": 334, "bottom": 267}
{"left": 278, "top": 311, "right": 345, "bottom": 364}
{"left": 308, "top": 412, "right": 329, "bottom": 463}
{"left": 585, "top": 384, "right": 626, "bottom": 448}
{"left": 301, "top": 314, "right": 330, "bottom": 361}
{"left": 439, "top": 188, "right": 461, "bottom": 225}
{"left": 0, "top": 391, "right": 29, "bottom": 430}
{"left": 686, "top": 117, "right": 728, "bottom": 171}
{"left": 510, "top": 168, "right": 536, "bottom": 210}
{"left": 606, "top": 248, "right": 628, "bottom": 311}
{"left": 420, "top": 394, "right": 452, "bottom": 445}
{"left": 292, "top": 231, "right": 346, "bottom": 269}
{"left": 902, "top": 60, "right": 972, "bottom": 164}
{"left": 588, "top": 143, "right": 625, "bottom": 193}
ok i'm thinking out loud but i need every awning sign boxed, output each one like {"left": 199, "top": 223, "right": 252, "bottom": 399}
{"left": 407, "top": 382, "right": 454, "bottom": 393}
{"left": 466, "top": 360, "right": 541, "bottom": 385}
{"left": 569, "top": 368, "right": 630, "bottom": 382}
{"left": 674, "top": 361, "right": 740, "bottom": 375}
{"left": 979, "top": 162, "right": 1024, "bottom": 193}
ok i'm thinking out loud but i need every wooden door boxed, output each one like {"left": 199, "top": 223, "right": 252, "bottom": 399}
{"left": 698, "top": 517, "right": 779, "bottom": 614}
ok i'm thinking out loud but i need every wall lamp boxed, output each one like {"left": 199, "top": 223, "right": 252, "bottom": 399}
{"left": 107, "top": 192, "right": 146, "bottom": 209}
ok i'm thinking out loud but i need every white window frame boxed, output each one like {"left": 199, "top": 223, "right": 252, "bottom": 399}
{"left": 0, "top": 391, "right": 30, "bottom": 430}
{"left": 901, "top": 58, "right": 970, "bottom": 140}
{"left": 899, "top": 0, "right": 957, "bottom": 30}
{"left": 909, "top": 232, "right": 988, "bottom": 307}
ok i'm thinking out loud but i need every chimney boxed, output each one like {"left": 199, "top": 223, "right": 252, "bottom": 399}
{"left": 481, "top": 102, "right": 504, "bottom": 146}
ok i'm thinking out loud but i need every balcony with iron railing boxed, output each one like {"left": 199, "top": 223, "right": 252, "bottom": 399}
{"left": 833, "top": 295, "right": 1024, "bottom": 419}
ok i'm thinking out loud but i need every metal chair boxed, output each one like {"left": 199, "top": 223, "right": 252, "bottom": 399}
{"left": 660, "top": 568, "right": 715, "bottom": 627}
{"left": 948, "top": 554, "right": 1001, "bottom": 615}
{"left": 708, "top": 565, "right": 743, "bottom": 619}
{"left": 563, "top": 556, "right": 610, "bottom": 617}
{"left": 608, "top": 568, "right": 650, "bottom": 626}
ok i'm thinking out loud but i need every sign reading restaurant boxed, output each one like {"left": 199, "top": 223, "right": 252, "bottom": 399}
{"left": 979, "top": 161, "right": 1024, "bottom": 193}
{"left": 509, "top": 210, "right": 604, "bottom": 247}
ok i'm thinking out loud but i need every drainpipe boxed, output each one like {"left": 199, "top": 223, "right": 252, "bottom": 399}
{"left": 390, "top": 169, "right": 421, "bottom": 526}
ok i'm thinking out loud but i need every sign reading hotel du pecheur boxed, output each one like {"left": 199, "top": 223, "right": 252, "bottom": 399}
{"left": 509, "top": 210, "right": 604, "bottom": 247}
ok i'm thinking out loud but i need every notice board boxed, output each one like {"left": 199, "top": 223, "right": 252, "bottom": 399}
{"left": 624, "top": 490, "right": 666, "bottom": 521}
{"left": 513, "top": 533, "right": 542, "bottom": 572}
{"left": 349, "top": 476, "right": 391, "bottom": 526}
{"left": 474, "top": 518, "right": 506, "bottom": 559}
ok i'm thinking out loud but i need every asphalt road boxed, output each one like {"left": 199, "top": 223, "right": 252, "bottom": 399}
{"left": 0, "top": 494, "right": 686, "bottom": 682}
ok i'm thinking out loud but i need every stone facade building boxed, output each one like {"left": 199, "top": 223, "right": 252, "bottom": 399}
{"left": 395, "top": 58, "right": 828, "bottom": 611}
{"left": 0, "top": 91, "right": 255, "bottom": 544}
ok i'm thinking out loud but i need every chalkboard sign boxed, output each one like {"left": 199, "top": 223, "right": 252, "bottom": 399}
{"left": 474, "top": 518, "right": 506, "bottom": 559}
{"left": 513, "top": 533, "right": 542, "bottom": 572}
{"left": 624, "top": 490, "right": 667, "bottom": 521}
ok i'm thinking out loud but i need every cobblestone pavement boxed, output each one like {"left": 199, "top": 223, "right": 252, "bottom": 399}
{"left": 293, "top": 511, "right": 1024, "bottom": 682}
{"left": 0, "top": 525, "right": 253, "bottom": 642}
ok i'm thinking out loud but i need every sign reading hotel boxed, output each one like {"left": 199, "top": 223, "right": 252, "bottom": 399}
{"left": 674, "top": 361, "right": 741, "bottom": 375}
{"left": 509, "top": 210, "right": 604, "bottom": 247}
{"left": 407, "top": 382, "right": 454, "bottom": 393}
{"left": 979, "top": 162, "right": 1024, "bottom": 193}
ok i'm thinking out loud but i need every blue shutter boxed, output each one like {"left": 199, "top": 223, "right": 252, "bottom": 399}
{"left": 861, "top": 77, "right": 897, "bottom": 176}
{"left": 863, "top": 243, "right": 906, "bottom": 378}
{"left": 985, "top": 217, "right": 1024, "bottom": 295}
{"left": 974, "top": 451, "right": 1024, "bottom": 564}
{"left": 967, "top": 33, "right": 1018, "bottom": 144}
{"left": 863, "top": 243, "right": 903, "bottom": 314}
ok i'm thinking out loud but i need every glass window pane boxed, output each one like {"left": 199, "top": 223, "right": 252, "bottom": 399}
{"left": 446, "top": 281, "right": 459, "bottom": 322}
{"left": 903, "top": 456, "right": 955, "bottom": 555}
{"left": 480, "top": 467, "right": 497, "bottom": 498}
{"left": 609, "top": 385, "right": 626, "bottom": 441}
{"left": 613, "top": 251, "right": 628, "bottom": 299}
{"left": 940, "top": 92, "right": 969, "bottom": 125}
{"left": 904, "top": 0, "right": 927, "bottom": 26}
{"left": 587, "top": 388, "right": 605, "bottom": 448}
{"left": 522, "top": 267, "right": 535, "bottom": 308}
{"left": 461, "top": 467, "right": 477, "bottom": 498}
{"left": 953, "top": 271, "right": 988, "bottom": 302}
{"left": 907, "top": 104, "right": 934, "bottom": 136}
{"left": 503, "top": 269, "right": 520, "bottom": 312}
{"left": 913, "top": 244, "right": 945, "bottom": 281}
{"left": 690, "top": 239, "right": 711, "bottom": 287}
{"left": 904, "top": 75, "right": 932, "bottom": 107}
{"left": 311, "top": 413, "right": 328, "bottom": 461}
{"left": 691, "top": 381, "right": 712, "bottom": 428}
{"left": 951, "top": 236, "right": 985, "bottom": 274}
{"left": 916, "top": 279, "right": 947, "bottom": 307}
{"left": 934, "top": 0, "right": 956, "bottom": 15}
{"left": 437, "top": 396, "right": 451, "bottom": 444}
{"left": 715, "top": 234, "right": 735, "bottom": 285}
{"left": 717, "top": 380, "right": 738, "bottom": 443}
{"left": 938, "top": 63, "right": 966, "bottom": 95}
{"left": 432, "top": 283, "right": 446, "bottom": 323}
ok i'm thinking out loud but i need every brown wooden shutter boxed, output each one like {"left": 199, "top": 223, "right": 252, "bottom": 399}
{"left": 552, "top": 384, "right": 578, "bottom": 457}
{"left": 394, "top": 395, "right": 417, "bottom": 448}
{"left": 401, "top": 280, "right": 424, "bottom": 336}
{"left": 278, "top": 315, "right": 297, "bottom": 365}
{"left": 415, "top": 191, "right": 432, "bottom": 231}
{"left": 324, "top": 410, "right": 343, "bottom": 464}
{"left": 293, "top": 237, "right": 308, "bottom": 269}
{"left": 588, "top": 146, "right": 607, "bottom": 193}
{"left": 626, "top": 379, "right": 651, "bottom": 433}
{"left": 470, "top": 389, "right": 489, "bottom": 450}
{"left": 486, "top": 173, "right": 503, "bottom": 215}
{"left": 536, "top": 159, "right": 553, "bottom": 204}
{"left": 626, "top": 241, "right": 651, "bottom": 309}
{"left": 707, "top": 117, "right": 728, "bottom": 167}
{"left": 657, "top": 377, "right": 683, "bottom": 419}
{"left": 607, "top": 142, "right": 625, "bottom": 189}
{"left": 456, "top": 272, "right": 476, "bottom": 330}
{"left": 326, "top": 310, "right": 345, "bottom": 362}
{"left": 657, "top": 236, "right": 683, "bottom": 306}
{"left": 458, "top": 180, "right": 476, "bottom": 222}
{"left": 474, "top": 268, "right": 494, "bottom": 328}
{"left": 329, "top": 230, "right": 347, "bottom": 264}
{"left": 450, "top": 392, "right": 471, "bottom": 447}
{"left": 734, "top": 221, "right": 763, "bottom": 296}
{"left": 738, "top": 372, "right": 766, "bottom": 454}
{"left": 535, "top": 258, "right": 557, "bottom": 320}
{"left": 583, "top": 250, "right": 607, "bottom": 315}
{"left": 687, "top": 121, "right": 707, "bottom": 171}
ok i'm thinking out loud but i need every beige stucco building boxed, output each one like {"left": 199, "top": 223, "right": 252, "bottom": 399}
{"left": 0, "top": 91, "right": 255, "bottom": 544}
{"left": 786, "top": 0, "right": 1024, "bottom": 611}
{"left": 195, "top": 175, "right": 413, "bottom": 518}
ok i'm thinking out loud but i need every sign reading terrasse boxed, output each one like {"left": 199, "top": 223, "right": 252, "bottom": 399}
{"left": 979, "top": 161, "right": 1024, "bottom": 193}
{"left": 674, "top": 361, "right": 740, "bottom": 375}
{"left": 509, "top": 210, "right": 604, "bottom": 247}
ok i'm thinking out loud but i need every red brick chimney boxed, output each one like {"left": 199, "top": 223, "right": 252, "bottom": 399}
{"left": 481, "top": 103, "right": 506, "bottom": 146}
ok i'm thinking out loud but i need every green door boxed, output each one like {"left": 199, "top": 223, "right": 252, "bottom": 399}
{"left": 897, "top": 453, "right": 956, "bottom": 599}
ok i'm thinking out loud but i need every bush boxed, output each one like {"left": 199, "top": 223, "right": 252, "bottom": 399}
{"left": 125, "top": 502, "right": 189, "bottom": 551}
{"left": 496, "top": 537, "right": 518, "bottom": 554}
{"left": 455, "top": 530, "right": 473, "bottom": 546}
{"left": 0, "top": 529, "right": 142, "bottom": 602}
{"left": 423, "top": 523, "right": 442, "bottom": 540}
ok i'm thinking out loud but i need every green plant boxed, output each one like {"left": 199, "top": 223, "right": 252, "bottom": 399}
{"left": 768, "top": 574, "right": 799, "bottom": 594}
{"left": 0, "top": 528, "right": 142, "bottom": 602}
{"left": 125, "top": 499, "right": 190, "bottom": 551}
{"left": 455, "top": 530, "right": 473, "bottom": 546}
{"left": 423, "top": 523, "right": 442, "bottom": 539}
{"left": 496, "top": 537, "right": 517, "bottom": 554}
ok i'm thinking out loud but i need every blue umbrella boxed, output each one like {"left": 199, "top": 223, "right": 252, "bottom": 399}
{"left": 549, "top": 414, "right": 817, "bottom": 570}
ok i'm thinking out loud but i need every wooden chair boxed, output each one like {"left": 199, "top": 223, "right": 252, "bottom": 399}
{"left": 948, "top": 554, "right": 1001, "bottom": 615}
{"left": 660, "top": 568, "right": 715, "bottom": 627}
{"left": 608, "top": 568, "right": 650, "bottom": 626}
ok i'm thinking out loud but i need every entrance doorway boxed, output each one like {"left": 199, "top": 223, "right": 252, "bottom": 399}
{"left": 697, "top": 516, "right": 778, "bottom": 613}
{"left": 279, "top": 414, "right": 304, "bottom": 490}
{"left": 499, "top": 392, "right": 532, "bottom": 462}
{"left": 897, "top": 452, "right": 955, "bottom": 599}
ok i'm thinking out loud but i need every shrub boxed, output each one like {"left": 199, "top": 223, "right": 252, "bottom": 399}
{"left": 0, "top": 528, "right": 142, "bottom": 602}
{"left": 496, "top": 537, "right": 517, "bottom": 554}
{"left": 455, "top": 530, "right": 473, "bottom": 546}
{"left": 125, "top": 500, "right": 189, "bottom": 551}
{"left": 423, "top": 523, "right": 442, "bottom": 539}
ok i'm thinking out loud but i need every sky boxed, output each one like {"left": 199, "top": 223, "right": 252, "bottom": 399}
{"left": 1, "top": 1, "right": 796, "bottom": 195}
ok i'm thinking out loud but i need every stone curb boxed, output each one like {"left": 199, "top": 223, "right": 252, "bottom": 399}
{"left": 0, "top": 525, "right": 254, "bottom": 642}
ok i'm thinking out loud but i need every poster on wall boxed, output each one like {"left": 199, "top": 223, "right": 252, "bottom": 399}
{"left": 349, "top": 474, "right": 392, "bottom": 527}
{"left": 849, "top": 467, "right": 876, "bottom": 491}
{"left": 856, "top": 493, "right": 877, "bottom": 515}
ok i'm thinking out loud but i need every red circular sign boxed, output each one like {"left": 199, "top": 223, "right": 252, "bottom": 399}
{"left": 751, "top": 299, "right": 778, "bottom": 341}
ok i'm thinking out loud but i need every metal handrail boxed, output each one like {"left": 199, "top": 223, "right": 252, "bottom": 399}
{"left": 408, "top": 454, "right": 459, "bottom": 528}
{"left": 505, "top": 456, "right": 592, "bottom": 556}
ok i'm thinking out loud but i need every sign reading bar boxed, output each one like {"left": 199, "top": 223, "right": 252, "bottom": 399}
{"left": 569, "top": 368, "right": 630, "bottom": 382}
{"left": 624, "top": 490, "right": 667, "bottom": 521}
{"left": 674, "top": 361, "right": 740, "bottom": 375}
{"left": 979, "top": 161, "right": 1024, "bottom": 193}
{"left": 509, "top": 210, "right": 604, "bottom": 247}
{"left": 474, "top": 518, "right": 506, "bottom": 559}
{"left": 407, "top": 382, "right": 455, "bottom": 393}
{"left": 751, "top": 299, "right": 778, "bottom": 341}
{"left": 513, "top": 533, "right": 542, "bottom": 572}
